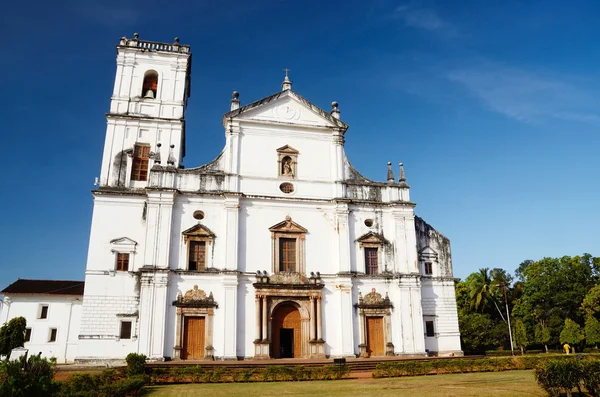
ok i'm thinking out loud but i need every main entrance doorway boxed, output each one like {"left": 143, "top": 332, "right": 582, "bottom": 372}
{"left": 272, "top": 304, "right": 301, "bottom": 358}
{"left": 366, "top": 316, "right": 384, "bottom": 357}
{"left": 182, "top": 316, "right": 205, "bottom": 360}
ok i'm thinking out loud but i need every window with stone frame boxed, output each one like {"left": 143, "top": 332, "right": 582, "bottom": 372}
{"left": 182, "top": 224, "right": 215, "bottom": 271}
{"left": 116, "top": 253, "right": 130, "bottom": 271}
{"left": 120, "top": 321, "right": 132, "bottom": 339}
{"left": 424, "top": 262, "right": 433, "bottom": 275}
{"left": 131, "top": 144, "right": 150, "bottom": 181}
{"left": 357, "top": 232, "right": 387, "bottom": 276}
{"left": 364, "top": 247, "right": 379, "bottom": 275}
{"left": 425, "top": 320, "right": 435, "bottom": 337}
{"left": 269, "top": 216, "right": 307, "bottom": 274}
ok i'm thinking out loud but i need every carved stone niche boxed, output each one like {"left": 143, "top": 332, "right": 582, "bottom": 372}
{"left": 172, "top": 285, "right": 218, "bottom": 360}
{"left": 355, "top": 288, "right": 395, "bottom": 358}
{"left": 276, "top": 145, "right": 299, "bottom": 179}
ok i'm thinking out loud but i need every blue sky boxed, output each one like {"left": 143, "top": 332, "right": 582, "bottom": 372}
{"left": 1, "top": 0, "right": 599, "bottom": 285}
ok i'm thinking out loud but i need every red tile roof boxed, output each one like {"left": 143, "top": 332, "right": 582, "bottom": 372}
{"left": 1, "top": 279, "right": 84, "bottom": 296}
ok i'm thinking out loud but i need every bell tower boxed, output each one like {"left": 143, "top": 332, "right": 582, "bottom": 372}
{"left": 98, "top": 33, "right": 191, "bottom": 188}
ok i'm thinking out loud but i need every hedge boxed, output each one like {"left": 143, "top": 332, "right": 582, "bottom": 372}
{"left": 148, "top": 364, "right": 351, "bottom": 384}
{"left": 534, "top": 358, "right": 600, "bottom": 397}
{"left": 372, "top": 355, "right": 600, "bottom": 378}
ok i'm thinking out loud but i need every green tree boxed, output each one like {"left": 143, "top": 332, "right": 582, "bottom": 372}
{"left": 585, "top": 315, "right": 600, "bottom": 349}
{"left": 513, "top": 319, "right": 529, "bottom": 355}
{"left": 534, "top": 321, "right": 551, "bottom": 353}
{"left": 560, "top": 318, "right": 584, "bottom": 352}
{"left": 459, "top": 312, "right": 500, "bottom": 353}
{"left": 466, "top": 268, "right": 498, "bottom": 312}
{"left": 582, "top": 284, "right": 600, "bottom": 317}
{"left": 0, "top": 317, "right": 26, "bottom": 356}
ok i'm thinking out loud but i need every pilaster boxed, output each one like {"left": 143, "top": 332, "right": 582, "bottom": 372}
{"left": 223, "top": 195, "right": 240, "bottom": 271}
{"left": 143, "top": 190, "right": 176, "bottom": 269}
{"left": 334, "top": 203, "right": 351, "bottom": 273}
{"left": 221, "top": 275, "right": 238, "bottom": 359}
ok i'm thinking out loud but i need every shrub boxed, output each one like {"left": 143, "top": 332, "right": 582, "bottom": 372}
{"left": 56, "top": 369, "right": 148, "bottom": 397}
{"left": 125, "top": 353, "right": 147, "bottom": 376}
{"left": 0, "top": 355, "right": 58, "bottom": 397}
{"left": 582, "top": 360, "right": 600, "bottom": 397}
{"left": 0, "top": 317, "right": 27, "bottom": 357}
{"left": 534, "top": 359, "right": 583, "bottom": 397}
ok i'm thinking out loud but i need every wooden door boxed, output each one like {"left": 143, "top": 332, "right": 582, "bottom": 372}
{"left": 272, "top": 305, "right": 302, "bottom": 358}
{"left": 182, "top": 317, "right": 205, "bottom": 360}
{"left": 366, "top": 316, "right": 384, "bottom": 357}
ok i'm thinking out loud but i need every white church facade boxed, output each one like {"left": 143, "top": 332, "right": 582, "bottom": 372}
{"left": 1, "top": 34, "right": 461, "bottom": 362}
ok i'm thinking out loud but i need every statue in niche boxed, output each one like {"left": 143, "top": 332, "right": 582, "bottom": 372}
{"left": 282, "top": 156, "right": 294, "bottom": 177}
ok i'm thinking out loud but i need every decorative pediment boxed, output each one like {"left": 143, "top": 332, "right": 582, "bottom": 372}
{"left": 358, "top": 288, "right": 392, "bottom": 308}
{"left": 182, "top": 224, "right": 216, "bottom": 242}
{"left": 419, "top": 246, "right": 438, "bottom": 261}
{"left": 110, "top": 237, "right": 137, "bottom": 253}
{"left": 269, "top": 216, "right": 308, "bottom": 234}
{"left": 174, "top": 285, "right": 217, "bottom": 308}
{"left": 223, "top": 90, "right": 348, "bottom": 129}
{"left": 356, "top": 232, "right": 387, "bottom": 246}
{"left": 276, "top": 145, "right": 299, "bottom": 154}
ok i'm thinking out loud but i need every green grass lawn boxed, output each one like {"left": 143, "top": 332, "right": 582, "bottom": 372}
{"left": 144, "top": 370, "right": 546, "bottom": 397}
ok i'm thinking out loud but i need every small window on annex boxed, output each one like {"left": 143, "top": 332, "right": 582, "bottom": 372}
{"left": 25, "top": 328, "right": 32, "bottom": 342}
{"left": 425, "top": 321, "right": 435, "bottom": 337}
{"left": 116, "top": 253, "right": 130, "bottom": 272}
{"left": 49, "top": 328, "right": 57, "bottom": 342}
{"left": 39, "top": 305, "right": 49, "bottom": 319}
{"left": 142, "top": 70, "right": 158, "bottom": 99}
{"left": 120, "top": 321, "right": 132, "bottom": 340}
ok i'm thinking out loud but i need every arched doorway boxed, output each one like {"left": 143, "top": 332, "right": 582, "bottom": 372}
{"left": 271, "top": 303, "right": 302, "bottom": 358}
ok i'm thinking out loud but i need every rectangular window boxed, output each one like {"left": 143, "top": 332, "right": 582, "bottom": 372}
{"left": 365, "top": 247, "right": 378, "bottom": 275}
{"left": 116, "top": 253, "right": 130, "bottom": 271}
{"left": 424, "top": 262, "right": 433, "bottom": 275}
{"left": 49, "top": 328, "right": 57, "bottom": 342}
{"left": 426, "top": 321, "right": 435, "bottom": 337}
{"left": 131, "top": 144, "right": 150, "bottom": 181}
{"left": 188, "top": 241, "right": 206, "bottom": 271}
{"left": 25, "top": 328, "right": 32, "bottom": 343}
{"left": 120, "top": 321, "right": 132, "bottom": 340}
{"left": 279, "top": 238, "right": 296, "bottom": 272}
{"left": 39, "top": 305, "right": 49, "bottom": 319}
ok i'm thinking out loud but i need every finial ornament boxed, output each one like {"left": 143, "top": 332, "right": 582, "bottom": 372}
{"left": 399, "top": 162, "right": 406, "bottom": 182}
{"left": 284, "top": 68, "right": 290, "bottom": 80}
{"left": 282, "top": 69, "right": 292, "bottom": 91}
{"left": 331, "top": 101, "right": 340, "bottom": 119}
{"left": 133, "top": 32, "right": 139, "bottom": 39}
{"left": 387, "top": 161, "right": 395, "bottom": 183}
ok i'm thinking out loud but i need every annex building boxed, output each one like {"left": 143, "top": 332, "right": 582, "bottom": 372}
{"left": 0, "top": 34, "right": 462, "bottom": 362}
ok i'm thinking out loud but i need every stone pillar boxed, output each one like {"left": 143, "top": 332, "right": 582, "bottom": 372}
{"left": 255, "top": 296, "right": 262, "bottom": 341}
{"left": 205, "top": 309, "right": 215, "bottom": 359}
{"left": 222, "top": 275, "right": 238, "bottom": 360}
{"left": 309, "top": 297, "right": 316, "bottom": 341}
{"left": 173, "top": 308, "right": 183, "bottom": 359}
{"left": 358, "top": 309, "right": 368, "bottom": 358}
{"left": 262, "top": 296, "right": 268, "bottom": 342}
{"left": 316, "top": 297, "right": 323, "bottom": 341}
{"left": 334, "top": 203, "right": 351, "bottom": 273}
{"left": 223, "top": 195, "right": 240, "bottom": 271}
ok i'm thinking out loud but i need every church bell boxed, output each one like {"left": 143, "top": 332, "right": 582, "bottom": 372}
{"left": 144, "top": 90, "right": 155, "bottom": 99}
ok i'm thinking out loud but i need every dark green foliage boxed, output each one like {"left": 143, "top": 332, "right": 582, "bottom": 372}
{"left": 0, "top": 317, "right": 27, "bottom": 356}
{"left": 0, "top": 355, "right": 58, "bottom": 397}
{"left": 125, "top": 352, "right": 147, "bottom": 376}
{"left": 534, "top": 359, "right": 583, "bottom": 397}
{"left": 560, "top": 318, "right": 584, "bottom": 347}
{"left": 582, "top": 360, "right": 600, "bottom": 397}
{"left": 56, "top": 369, "right": 148, "bottom": 397}
{"left": 586, "top": 315, "right": 600, "bottom": 347}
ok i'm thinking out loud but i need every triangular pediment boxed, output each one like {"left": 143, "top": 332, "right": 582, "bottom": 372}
{"left": 269, "top": 216, "right": 308, "bottom": 233}
{"left": 276, "top": 145, "right": 299, "bottom": 154}
{"left": 356, "top": 231, "right": 387, "bottom": 245}
{"left": 182, "top": 224, "right": 216, "bottom": 238}
{"left": 419, "top": 246, "right": 438, "bottom": 260}
{"left": 224, "top": 90, "right": 348, "bottom": 129}
{"left": 110, "top": 237, "right": 138, "bottom": 246}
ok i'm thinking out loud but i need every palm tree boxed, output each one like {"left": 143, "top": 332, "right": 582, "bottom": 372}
{"left": 467, "top": 268, "right": 498, "bottom": 312}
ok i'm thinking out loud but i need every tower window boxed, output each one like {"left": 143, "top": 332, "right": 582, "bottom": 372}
{"left": 131, "top": 144, "right": 150, "bottom": 181}
{"left": 142, "top": 70, "right": 158, "bottom": 99}
{"left": 120, "top": 321, "right": 132, "bottom": 339}
{"left": 426, "top": 321, "right": 435, "bottom": 337}
{"left": 365, "top": 247, "right": 378, "bottom": 275}
{"left": 188, "top": 241, "right": 206, "bottom": 271}
{"left": 424, "top": 262, "right": 433, "bottom": 275}
{"left": 116, "top": 253, "right": 130, "bottom": 271}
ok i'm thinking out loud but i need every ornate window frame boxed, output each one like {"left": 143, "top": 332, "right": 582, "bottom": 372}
{"left": 276, "top": 145, "right": 299, "bottom": 179}
{"left": 269, "top": 216, "right": 307, "bottom": 274}
{"left": 182, "top": 224, "right": 216, "bottom": 271}
{"left": 419, "top": 247, "right": 438, "bottom": 277}
{"left": 356, "top": 232, "right": 387, "bottom": 275}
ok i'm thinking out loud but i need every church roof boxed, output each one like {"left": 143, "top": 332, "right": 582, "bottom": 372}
{"left": 223, "top": 89, "right": 349, "bottom": 130}
{"left": 2, "top": 279, "right": 85, "bottom": 296}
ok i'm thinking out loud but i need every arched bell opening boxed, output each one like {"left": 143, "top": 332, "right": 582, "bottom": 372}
{"left": 142, "top": 70, "right": 159, "bottom": 99}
